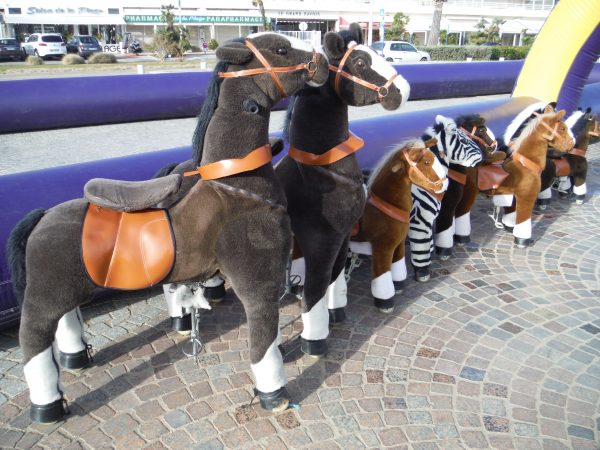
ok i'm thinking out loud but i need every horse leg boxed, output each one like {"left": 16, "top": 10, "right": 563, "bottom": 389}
{"left": 497, "top": 197, "right": 516, "bottom": 231}
{"left": 409, "top": 223, "right": 434, "bottom": 283}
{"left": 571, "top": 158, "right": 588, "bottom": 204}
{"left": 435, "top": 180, "right": 463, "bottom": 259}
{"left": 513, "top": 190, "right": 537, "bottom": 247}
{"left": 216, "top": 214, "right": 290, "bottom": 411}
{"left": 55, "top": 307, "right": 91, "bottom": 370}
{"left": 289, "top": 238, "right": 305, "bottom": 296}
{"left": 537, "top": 159, "right": 555, "bottom": 209}
{"left": 391, "top": 242, "right": 407, "bottom": 293}
{"left": 371, "top": 240, "right": 396, "bottom": 312}
{"left": 325, "top": 239, "right": 350, "bottom": 324}
{"left": 454, "top": 173, "right": 478, "bottom": 245}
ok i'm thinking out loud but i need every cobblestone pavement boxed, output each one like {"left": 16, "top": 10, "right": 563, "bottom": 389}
{"left": 1, "top": 142, "right": 599, "bottom": 449}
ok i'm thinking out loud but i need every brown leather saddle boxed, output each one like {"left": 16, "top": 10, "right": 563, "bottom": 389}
{"left": 81, "top": 176, "right": 182, "bottom": 290}
{"left": 477, "top": 162, "right": 510, "bottom": 192}
{"left": 554, "top": 158, "right": 571, "bottom": 177}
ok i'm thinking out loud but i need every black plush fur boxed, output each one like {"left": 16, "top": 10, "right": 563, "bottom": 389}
{"left": 6, "top": 208, "right": 45, "bottom": 306}
{"left": 153, "top": 162, "right": 179, "bottom": 178}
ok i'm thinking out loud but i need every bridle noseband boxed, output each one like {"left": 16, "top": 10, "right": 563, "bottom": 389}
{"left": 401, "top": 145, "right": 447, "bottom": 192}
{"left": 330, "top": 41, "right": 398, "bottom": 102}
{"left": 531, "top": 111, "right": 562, "bottom": 142}
{"left": 218, "top": 39, "right": 318, "bottom": 97}
{"left": 460, "top": 126, "right": 497, "bottom": 152}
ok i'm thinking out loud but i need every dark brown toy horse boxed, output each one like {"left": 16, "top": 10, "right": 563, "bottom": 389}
{"left": 278, "top": 25, "right": 409, "bottom": 355}
{"left": 7, "top": 33, "right": 329, "bottom": 423}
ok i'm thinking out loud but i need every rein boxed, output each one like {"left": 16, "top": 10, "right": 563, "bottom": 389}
{"left": 531, "top": 111, "right": 561, "bottom": 141}
{"left": 367, "top": 192, "right": 409, "bottom": 223}
{"left": 184, "top": 144, "right": 272, "bottom": 180}
{"left": 330, "top": 41, "right": 398, "bottom": 102}
{"left": 568, "top": 148, "right": 586, "bottom": 157}
{"left": 511, "top": 152, "right": 542, "bottom": 176}
{"left": 288, "top": 131, "right": 364, "bottom": 165}
{"left": 460, "top": 126, "right": 497, "bottom": 152}
{"left": 218, "top": 39, "right": 318, "bottom": 97}
{"left": 447, "top": 168, "right": 467, "bottom": 185}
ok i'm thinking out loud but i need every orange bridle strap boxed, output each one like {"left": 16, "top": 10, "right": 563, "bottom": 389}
{"left": 447, "top": 168, "right": 467, "bottom": 185}
{"left": 288, "top": 131, "right": 365, "bottom": 165}
{"left": 402, "top": 147, "right": 447, "bottom": 193}
{"left": 569, "top": 148, "right": 586, "bottom": 157}
{"left": 330, "top": 42, "right": 398, "bottom": 102}
{"left": 367, "top": 192, "right": 409, "bottom": 223}
{"left": 460, "top": 126, "right": 497, "bottom": 151}
{"left": 532, "top": 112, "right": 561, "bottom": 141}
{"left": 218, "top": 39, "right": 318, "bottom": 97}
{"left": 184, "top": 144, "right": 272, "bottom": 180}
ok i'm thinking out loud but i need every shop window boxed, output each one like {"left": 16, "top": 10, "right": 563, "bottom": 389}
{"left": 8, "top": 8, "right": 22, "bottom": 14}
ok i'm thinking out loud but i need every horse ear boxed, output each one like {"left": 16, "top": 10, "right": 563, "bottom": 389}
{"left": 216, "top": 42, "right": 253, "bottom": 65}
{"left": 323, "top": 32, "right": 346, "bottom": 60}
{"left": 349, "top": 23, "right": 364, "bottom": 45}
{"left": 543, "top": 103, "right": 556, "bottom": 114}
{"left": 554, "top": 109, "right": 566, "bottom": 120}
{"left": 585, "top": 107, "right": 592, "bottom": 113}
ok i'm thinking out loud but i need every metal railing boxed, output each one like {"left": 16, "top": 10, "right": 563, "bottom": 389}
{"left": 278, "top": 30, "right": 322, "bottom": 50}
{"left": 443, "top": 0, "right": 555, "bottom": 10}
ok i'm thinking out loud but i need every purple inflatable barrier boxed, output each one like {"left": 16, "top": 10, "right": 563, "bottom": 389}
{"left": 6, "top": 61, "right": 600, "bottom": 134}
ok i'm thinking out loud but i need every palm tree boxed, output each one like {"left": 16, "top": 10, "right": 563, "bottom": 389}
{"left": 427, "top": 0, "right": 447, "bottom": 46}
{"left": 252, "top": 0, "right": 272, "bottom": 31}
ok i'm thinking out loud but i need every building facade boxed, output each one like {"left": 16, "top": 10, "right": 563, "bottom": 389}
{"left": 0, "top": 0, "right": 556, "bottom": 49}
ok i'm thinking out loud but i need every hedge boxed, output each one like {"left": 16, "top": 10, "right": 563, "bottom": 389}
{"left": 416, "top": 45, "right": 530, "bottom": 61}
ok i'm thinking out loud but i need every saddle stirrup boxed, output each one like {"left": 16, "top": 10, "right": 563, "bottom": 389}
{"left": 345, "top": 252, "right": 363, "bottom": 281}
{"left": 182, "top": 307, "right": 204, "bottom": 364}
{"left": 488, "top": 206, "right": 504, "bottom": 229}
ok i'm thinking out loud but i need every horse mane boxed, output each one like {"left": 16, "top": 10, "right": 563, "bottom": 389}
{"left": 503, "top": 101, "right": 547, "bottom": 144}
{"left": 367, "top": 139, "right": 422, "bottom": 189}
{"left": 455, "top": 114, "right": 483, "bottom": 128}
{"left": 566, "top": 110, "right": 585, "bottom": 134}
{"left": 510, "top": 113, "right": 544, "bottom": 153}
{"left": 421, "top": 127, "right": 448, "bottom": 167}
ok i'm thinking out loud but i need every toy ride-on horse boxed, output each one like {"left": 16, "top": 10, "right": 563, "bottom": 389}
{"left": 433, "top": 113, "right": 504, "bottom": 259}
{"left": 349, "top": 139, "right": 447, "bottom": 312}
{"left": 278, "top": 24, "right": 409, "bottom": 355}
{"left": 7, "top": 33, "right": 329, "bottom": 423}
{"left": 473, "top": 107, "right": 574, "bottom": 247}
{"left": 409, "top": 115, "right": 484, "bottom": 283}
{"left": 539, "top": 108, "right": 599, "bottom": 207}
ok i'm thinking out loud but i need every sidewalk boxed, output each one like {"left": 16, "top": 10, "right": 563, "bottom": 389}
{"left": 0, "top": 140, "right": 599, "bottom": 448}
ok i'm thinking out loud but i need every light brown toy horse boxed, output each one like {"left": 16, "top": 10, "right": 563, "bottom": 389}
{"left": 474, "top": 108, "right": 574, "bottom": 247}
{"left": 349, "top": 139, "right": 447, "bottom": 312}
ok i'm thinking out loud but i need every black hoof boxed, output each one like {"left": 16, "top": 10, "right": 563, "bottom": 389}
{"left": 574, "top": 194, "right": 585, "bottom": 204}
{"left": 59, "top": 347, "right": 91, "bottom": 370}
{"left": 255, "top": 387, "right": 290, "bottom": 412}
{"left": 171, "top": 314, "right": 192, "bottom": 332}
{"left": 204, "top": 283, "right": 226, "bottom": 302}
{"left": 454, "top": 235, "right": 470, "bottom": 246}
{"left": 435, "top": 246, "right": 452, "bottom": 260}
{"left": 300, "top": 338, "right": 327, "bottom": 356}
{"left": 393, "top": 279, "right": 406, "bottom": 292}
{"left": 414, "top": 267, "right": 430, "bottom": 283}
{"left": 30, "top": 399, "right": 68, "bottom": 423}
{"left": 328, "top": 307, "right": 346, "bottom": 324}
{"left": 503, "top": 225, "right": 514, "bottom": 233}
{"left": 514, "top": 237, "right": 534, "bottom": 248}
{"left": 373, "top": 296, "right": 394, "bottom": 313}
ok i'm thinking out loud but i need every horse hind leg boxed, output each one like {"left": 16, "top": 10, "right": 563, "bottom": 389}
{"left": 325, "top": 239, "right": 351, "bottom": 324}
{"left": 371, "top": 241, "right": 396, "bottom": 313}
{"left": 55, "top": 307, "right": 91, "bottom": 370}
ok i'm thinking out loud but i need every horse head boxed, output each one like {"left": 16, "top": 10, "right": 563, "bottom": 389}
{"left": 535, "top": 109, "right": 573, "bottom": 152}
{"left": 322, "top": 23, "right": 409, "bottom": 111}
{"left": 430, "top": 115, "right": 484, "bottom": 167}
{"left": 455, "top": 114, "right": 498, "bottom": 153}
{"left": 217, "top": 32, "right": 329, "bottom": 101}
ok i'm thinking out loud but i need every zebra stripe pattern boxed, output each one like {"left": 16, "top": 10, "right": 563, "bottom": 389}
{"left": 409, "top": 115, "right": 484, "bottom": 269}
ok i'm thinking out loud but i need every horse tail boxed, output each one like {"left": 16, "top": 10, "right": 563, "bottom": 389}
{"left": 6, "top": 208, "right": 45, "bottom": 306}
{"left": 152, "top": 162, "right": 179, "bottom": 179}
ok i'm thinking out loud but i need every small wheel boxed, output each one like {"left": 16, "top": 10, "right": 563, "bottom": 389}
{"left": 420, "top": 57, "right": 428, "bottom": 61}
{"left": 386, "top": 57, "right": 393, "bottom": 62}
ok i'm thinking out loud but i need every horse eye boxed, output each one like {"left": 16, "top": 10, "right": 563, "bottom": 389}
{"left": 355, "top": 58, "right": 366, "bottom": 68}
{"left": 276, "top": 47, "right": 288, "bottom": 55}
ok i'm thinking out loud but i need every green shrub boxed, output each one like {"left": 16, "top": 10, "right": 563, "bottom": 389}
{"left": 26, "top": 55, "right": 43, "bottom": 65}
{"left": 62, "top": 54, "right": 85, "bottom": 65}
{"left": 417, "top": 45, "right": 528, "bottom": 61}
{"left": 208, "top": 39, "right": 218, "bottom": 51}
{"left": 88, "top": 52, "right": 117, "bottom": 64}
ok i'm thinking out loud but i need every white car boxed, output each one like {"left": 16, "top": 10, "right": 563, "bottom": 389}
{"left": 21, "top": 33, "right": 67, "bottom": 59}
{"left": 371, "top": 41, "right": 431, "bottom": 63}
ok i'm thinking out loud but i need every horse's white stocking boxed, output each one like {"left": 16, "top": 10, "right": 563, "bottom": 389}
{"left": 435, "top": 218, "right": 455, "bottom": 249}
{"left": 326, "top": 270, "right": 347, "bottom": 310}
{"left": 371, "top": 271, "right": 395, "bottom": 300}
{"left": 493, "top": 194, "right": 514, "bottom": 207}
{"left": 55, "top": 308, "right": 86, "bottom": 354}
{"left": 250, "top": 331, "right": 286, "bottom": 393}
{"left": 290, "top": 257, "right": 306, "bottom": 287}
{"left": 349, "top": 241, "right": 372, "bottom": 256}
{"left": 301, "top": 297, "right": 329, "bottom": 341}
{"left": 573, "top": 182, "right": 586, "bottom": 195}
{"left": 455, "top": 212, "right": 471, "bottom": 237}
{"left": 391, "top": 258, "right": 407, "bottom": 283}
{"left": 24, "top": 346, "right": 62, "bottom": 405}
{"left": 502, "top": 211, "right": 516, "bottom": 228}
{"left": 556, "top": 176, "right": 572, "bottom": 193}
{"left": 513, "top": 218, "right": 532, "bottom": 239}
{"left": 163, "top": 283, "right": 191, "bottom": 318}
{"left": 538, "top": 187, "right": 552, "bottom": 200}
